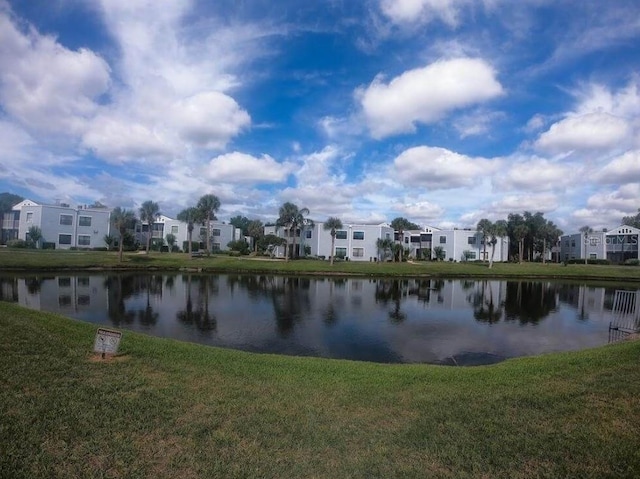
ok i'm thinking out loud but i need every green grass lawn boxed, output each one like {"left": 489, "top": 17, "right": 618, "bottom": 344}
{"left": 1, "top": 249, "right": 640, "bottom": 282}
{"left": 1, "top": 302, "right": 639, "bottom": 478}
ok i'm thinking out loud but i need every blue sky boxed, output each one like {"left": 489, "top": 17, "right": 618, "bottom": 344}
{"left": 0, "top": 0, "right": 639, "bottom": 231}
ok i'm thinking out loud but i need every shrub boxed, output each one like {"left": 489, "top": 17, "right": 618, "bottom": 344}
{"left": 565, "top": 258, "right": 611, "bottom": 265}
{"left": 42, "top": 242, "right": 56, "bottom": 250}
{"left": 623, "top": 258, "right": 640, "bottom": 266}
{"left": 227, "top": 240, "right": 250, "bottom": 255}
{"left": 7, "top": 239, "right": 28, "bottom": 248}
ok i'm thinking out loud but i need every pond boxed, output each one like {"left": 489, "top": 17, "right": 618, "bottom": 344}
{"left": 1, "top": 273, "right": 637, "bottom": 365}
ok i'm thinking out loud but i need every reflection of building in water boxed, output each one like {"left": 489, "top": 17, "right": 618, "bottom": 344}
{"left": 17, "top": 276, "right": 108, "bottom": 315}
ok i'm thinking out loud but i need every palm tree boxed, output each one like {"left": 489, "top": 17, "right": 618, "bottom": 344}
{"left": 111, "top": 207, "right": 136, "bottom": 262}
{"left": 323, "top": 217, "right": 343, "bottom": 265}
{"left": 247, "top": 219, "right": 264, "bottom": 253}
{"left": 390, "top": 217, "right": 418, "bottom": 262}
{"left": 276, "top": 202, "right": 312, "bottom": 261}
{"left": 197, "top": 194, "right": 220, "bottom": 256}
{"left": 139, "top": 200, "right": 160, "bottom": 254}
{"left": 477, "top": 218, "right": 492, "bottom": 262}
{"left": 177, "top": 207, "right": 201, "bottom": 255}
{"left": 488, "top": 220, "right": 508, "bottom": 269}
{"left": 579, "top": 225, "right": 594, "bottom": 265}
{"left": 512, "top": 223, "right": 528, "bottom": 263}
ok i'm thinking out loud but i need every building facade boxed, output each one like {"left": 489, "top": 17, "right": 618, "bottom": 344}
{"left": 560, "top": 226, "right": 639, "bottom": 262}
{"left": 2, "top": 200, "right": 112, "bottom": 250}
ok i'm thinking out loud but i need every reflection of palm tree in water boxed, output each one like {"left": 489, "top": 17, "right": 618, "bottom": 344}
{"left": 375, "top": 279, "right": 407, "bottom": 323}
{"left": 176, "top": 274, "right": 216, "bottom": 333}
{"left": 269, "top": 277, "right": 311, "bottom": 335}
{"left": 504, "top": 281, "right": 559, "bottom": 324}
{"left": 105, "top": 274, "right": 136, "bottom": 325}
{"left": 470, "top": 281, "right": 503, "bottom": 324}
{"left": 138, "top": 275, "right": 159, "bottom": 326}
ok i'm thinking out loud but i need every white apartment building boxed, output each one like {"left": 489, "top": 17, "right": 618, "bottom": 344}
{"left": 6, "top": 199, "right": 112, "bottom": 250}
{"left": 560, "top": 226, "right": 639, "bottom": 262}
{"left": 136, "top": 215, "right": 240, "bottom": 252}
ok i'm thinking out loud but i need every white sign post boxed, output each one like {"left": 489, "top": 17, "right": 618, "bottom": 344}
{"left": 94, "top": 328, "right": 122, "bottom": 358}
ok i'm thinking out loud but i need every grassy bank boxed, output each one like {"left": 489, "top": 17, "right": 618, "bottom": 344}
{"left": 1, "top": 249, "right": 640, "bottom": 282}
{"left": 1, "top": 302, "right": 639, "bottom": 478}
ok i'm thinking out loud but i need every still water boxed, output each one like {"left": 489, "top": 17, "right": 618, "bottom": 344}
{"left": 1, "top": 273, "right": 635, "bottom": 365}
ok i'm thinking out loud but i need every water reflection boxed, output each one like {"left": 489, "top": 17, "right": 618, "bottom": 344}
{"left": 1, "top": 273, "right": 636, "bottom": 364}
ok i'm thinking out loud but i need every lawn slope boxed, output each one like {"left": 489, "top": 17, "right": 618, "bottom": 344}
{"left": 1, "top": 302, "right": 639, "bottom": 478}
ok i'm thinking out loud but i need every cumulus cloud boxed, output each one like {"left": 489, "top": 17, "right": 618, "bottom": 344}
{"left": 585, "top": 183, "right": 640, "bottom": 212}
{"left": 393, "top": 146, "right": 498, "bottom": 189}
{"left": 535, "top": 112, "right": 629, "bottom": 154}
{"left": 593, "top": 150, "right": 640, "bottom": 185}
{"left": 490, "top": 193, "right": 559, "bottom": 214}
{"left": 206, "top": 152, "right": 294, "bottom": 184}
{"left": 0, "top": 7, "right": 110, "bottom": 136}
{"left": 358, "top": 58, "right": 503, "bottom": 138}
{"left": 394, "top": 200, "right": 444, "bottom": 225}
{"left": 495, "top": 157, "right": 575, "bottom": 192}
{"left": 380, "top": 0, "right": 470, "bottom": 26}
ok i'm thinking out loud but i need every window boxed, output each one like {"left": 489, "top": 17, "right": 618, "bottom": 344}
{"left": 60, "top": 214, "right": 73, "bottom": 226}
{"left": 335, "top": 247, "right": 347, "bottom": 258}
{"left": 58, "top": 277, "right": 71, "bottom": 287}
{"left": 77, "top": 277, "right": 90, "bottom": 287}
{"left": 589, "top": 253, "right": 597, "bottom": 260}
{"left": 385, "top": 233, "right": 391, "bottom": 240}
{"left": 171, "top": 225, "right": 179, "bottom": 235}
{"left": 439, "top": 236, "right": 447, "bottom": 244}
{"left": 77, "top": 295, "right": 91, "bottom": 306}
{"left": 467, "top": 237, "right": 476, "bottom": 245}
{"left": 78, "top": 235, "right": 91, "bottom": 246}
{"left": 571, "top": 240, "right": 575, "bottom": 247}
{"left": 305, "top": 230, "right": 312, "bottom": 239}
{"left": 468, "top": 252, "right": 477, "bottom": 259}
{"left": 59, "top": 234, "right": 72, "bottom": 245}
{"left": 58, "top": 295, "right": 72, "bottom": 307}
{"left": 336, "top": 230, "right": 347, "bottom": 240}
{"left": 78, "top": 216, "right": 91, "bottom": 227}
{"left": 353, "top": 231, "right": 364, "bottom": 240}
{"left": 404, "top": 237, "right": 409, "bottom": 244}
{"left": 213, "top": 242, "right": 221, "bottom": 251}
{"left": 352, "top": 247, "right": 364, "bottom": 258}
{"left": 26, "top": 212, "right": 33, "bottom": 223}
{"left": 212, "top": 228, "right": 221, "bottom": 237}
{"left": 200, "top": 227, "right": 207, "bottom": 237}
{"left": 410, "top": 236, "right": 421, "bottom": 243}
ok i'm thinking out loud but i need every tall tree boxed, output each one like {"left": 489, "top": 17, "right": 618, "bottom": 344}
{"left": 111, "top": 207, "right": 136, "bottom": 262}
{"left": 622, "top": 209, "right": 640, "bottom": 228}
{"left": 476, "top": 218, "right": 492, "bottom": 262}
{"left": 177, "top": 207, "right": 201, "bottom": 256}
{"left": 139, "top": 200, "right": 160, "bottom": 254}
{"left": 247, "top": 219, "right": 264, "bottom": 253}
{"left": 27, "top": 226, "right": 42, "bottom": 249}
{"left": 541, "top": 221, "right": 562, "bottom": 264}
{"left": 524, "top": 212, "right": 546, "bottom": 261}
{"left": 390, "top": 217, "right": 419, "bottom": 262}
{"left": 579, "top": 225, "right": 594, "bottom": 265}
{"left": 276, "top": 202, "right": 312, "bottom": 261}
{"left": 0, "top": 192, "right": 23, "bottom": 217}
{"left": 323, "top": 217, "right": 343, "bottom": 265}
{"left": 229, "top": 215, "right": 251, "bottom": 235}
{"left": 488, "top": 220, "right": 508, "bottom": 269}
{"left": 197, "top": 194, "right": 221, "bottom": 256}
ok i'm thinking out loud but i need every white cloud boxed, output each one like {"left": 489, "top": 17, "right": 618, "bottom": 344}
{"left": 0, "top": 8, "right": 110, "bottom": 136}
{"left": 495, "top": 157, "right": 575, "bottom": 192}
{"left": 81, "top": 114, "right": 177, "bottom": 162}
{"left": 454, "top": 109, "right": 505, "bottom": 138}
{"left": 171, "top": 92, "right": 250, "bottom": 149}
{"left": 593, "top": 150, "right": 640, "bottom": 185}
{"left": 585, "top": 183, "right": 640, "bottom": 212}
{"left": 380, "top": 0, "right": 469, "bottom": 26}
{"left": 490, "top": 193, "right": 559, "bottom": 214}
{"left": 358, "top": 58, "right": 503, "bottom": 138}
{"left": 393, "top": 146, "right": 498, "bottom": 189}
{"left": 394, "top": 200, "right": 444, "bottom": 225}
{"left": 535, "top": 112, "right": 629, "bottom": 154}
{"left": 206, "top": 152, "right": 294, "bottom": 184}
